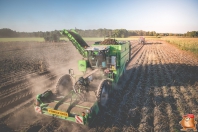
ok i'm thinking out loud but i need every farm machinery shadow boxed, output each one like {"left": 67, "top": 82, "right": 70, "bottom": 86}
{"left": 90, "top": 62, "right": 198, "bottom": 130}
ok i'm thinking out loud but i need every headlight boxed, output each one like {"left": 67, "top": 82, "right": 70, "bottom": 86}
{"left": 86, "top": 109, "right": 90, "bottom": 113}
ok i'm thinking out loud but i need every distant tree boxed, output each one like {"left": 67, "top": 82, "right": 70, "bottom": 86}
{"left": 44, "top": 31, "right": 60, "bottom": 42}
{"left": 1, "top": 28, "right": 195, "bottom": 39}
{"left": 52, "top": 33, "right": 60, "bottom": 42}
{"left": 155, "top": 33, "right": 160, "bottom": 36}
{"left": 149, "top": 32, "right": 153, "bottom": 36}
{"left": 0, "top": 28, "right": 18, "bottom": 37}
{"left": 152, "top": 31, "right": 156, "bottom": 36}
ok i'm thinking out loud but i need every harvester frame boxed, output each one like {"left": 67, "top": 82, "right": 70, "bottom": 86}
{"left": 34, "top": 29, "right": 131, "bottom": 126}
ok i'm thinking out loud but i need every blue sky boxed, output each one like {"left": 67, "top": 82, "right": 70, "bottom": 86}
{"left": 0, "top": 0, "right": 197, "bottom": 33}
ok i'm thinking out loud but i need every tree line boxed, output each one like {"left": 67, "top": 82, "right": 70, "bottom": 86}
{"left": 0, "top": 28, "right": 198, "bottom": 39}
{"left": 75, "top": 29, "right": 159, "bottom": 37}
{"left": 0, "top": 28, "right": 61, "bottom": 42}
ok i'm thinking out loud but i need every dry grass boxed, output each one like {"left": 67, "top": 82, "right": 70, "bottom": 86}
{"left": 161, "top": 37, "right": 198, "bottom": 57}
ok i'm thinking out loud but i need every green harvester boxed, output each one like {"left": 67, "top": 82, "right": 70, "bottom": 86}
{"left": 34, "top": 29, "right": 131, "bottom": 126}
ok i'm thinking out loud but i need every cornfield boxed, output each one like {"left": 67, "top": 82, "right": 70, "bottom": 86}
{"left": 162, "top": 37, "right": 198, "bottom": 57}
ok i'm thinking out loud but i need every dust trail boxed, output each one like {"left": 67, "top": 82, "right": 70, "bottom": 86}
{"left": 2, "top": 41, "right": 84, "bottom": 131}
{"left": 27, "top": 41, "right": 83, "bottom": 96}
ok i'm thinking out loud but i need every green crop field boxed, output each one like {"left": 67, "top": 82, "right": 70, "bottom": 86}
{"left": 162, "top": 37, "right": 198, "bottom": 56}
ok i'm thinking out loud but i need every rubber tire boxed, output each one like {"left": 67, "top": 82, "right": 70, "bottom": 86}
{"left": 56, "top": 74, "right": 73, "bottom": 96}
{"left": 96, "top": 79, "right": 112, "bottom": 108}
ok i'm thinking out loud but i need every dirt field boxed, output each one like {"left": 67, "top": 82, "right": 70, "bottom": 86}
{"left": 0, "top": 40, "right": 198, "bottom": 131}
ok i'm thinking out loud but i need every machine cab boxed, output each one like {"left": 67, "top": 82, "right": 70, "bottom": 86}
{"left": 85, "top": 46, "right": 110, "bottom": 69}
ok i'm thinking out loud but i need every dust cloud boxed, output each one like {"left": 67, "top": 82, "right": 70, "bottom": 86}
{"left": 2, "top": 41, "right": 85, "bottom": 131}
{"left": 26, "top": 41, "right": 83, "bottom": 96}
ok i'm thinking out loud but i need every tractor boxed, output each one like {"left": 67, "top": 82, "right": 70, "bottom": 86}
{"left": 34, "top": 29, "right": 131, "bottom": 126}
{"left": 138, "top": 36, "right": 145, "bottom": 44}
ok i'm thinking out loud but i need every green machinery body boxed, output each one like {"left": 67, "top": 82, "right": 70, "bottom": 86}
{"left": 34, "top": 29, "right": 131, "bottom": 126}
{"left": 61, "top": 29, "right": 130, "bottom": 85}
{"left": 34, "top": 90, "right": 99, "bottom": 126}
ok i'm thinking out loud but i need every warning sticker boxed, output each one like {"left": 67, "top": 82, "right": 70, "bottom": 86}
{"left": 48, "top": 109, "right": 68, "bottom": 117}
{"left": 75, "top": 115, "right": 84, "bottom": 124}
{"left": 34, "top": 106, "right": 42, "bottom": 114}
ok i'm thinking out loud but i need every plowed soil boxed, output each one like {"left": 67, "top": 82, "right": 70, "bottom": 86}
{"left": 0, "top": 40, "right": 198, "bottom": 132}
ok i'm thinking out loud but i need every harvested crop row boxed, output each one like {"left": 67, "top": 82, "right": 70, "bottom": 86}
{"left": 137, "top": 45, "right": 155, "bottom": 132}
{"left": 0, "top": 42, "right": 71, "bottom": 77}
{"left": 151, "top": 45, "right": 170, "bottom": 131}
{"left": 158, "top": 43, "right": 198, "bottom": 130}
{"left": 157, "top": 46, "right": 187, "bottom": 131}
{"left": 100, "top": 39, "right": 119, "bottom": 45}
{"left": 154, "top": 47, "right": 179, "bottom": 131}
{"left": 125, "top": 45, "right": 150, "bottom": 128}
{"left": 0, "top": 71, "right": 59, "bottom": 100}
{"left": 112, "top": 46, "right": 148, "bottom": 128}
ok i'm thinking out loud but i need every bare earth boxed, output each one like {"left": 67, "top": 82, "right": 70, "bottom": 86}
{"left": 0, "top": 40, "right": 197, "bottom": 132}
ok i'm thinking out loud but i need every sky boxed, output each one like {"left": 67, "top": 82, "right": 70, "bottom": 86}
{"left": 0, "top": 0, "right": 198, "bottom": 33}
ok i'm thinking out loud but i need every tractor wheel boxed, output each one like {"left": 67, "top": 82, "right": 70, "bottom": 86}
{"left": 96, "top": 79, "right": 112, "bottom": 108}
{"left": 56, "top": 74, "right": 73, "bottom": 96}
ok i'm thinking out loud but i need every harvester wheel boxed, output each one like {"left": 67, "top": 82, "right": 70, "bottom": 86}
{"left": 56, "top": 74, "right": 73, "bottom": 96}
{"left": 96, "top": 79, "right": 112, "bottom": 108}
{"left": 74, "top": 77, "right": 89, "bottom": 94}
